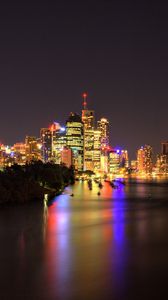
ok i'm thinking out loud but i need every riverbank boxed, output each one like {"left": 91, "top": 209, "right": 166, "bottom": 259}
{"left": 0, "top": 161, "right": 75, "bottom": 206}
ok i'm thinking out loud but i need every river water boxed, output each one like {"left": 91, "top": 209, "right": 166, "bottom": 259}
{"left": 0, "top": 180, "right": 168, "bottom": 300}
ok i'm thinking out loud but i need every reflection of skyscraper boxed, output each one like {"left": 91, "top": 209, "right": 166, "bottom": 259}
{"left": 81, "top": 93, "right": 95, "bottom": 171}
{"left": 66, "top": 113, "right": 84, "bottom": 171}
{"left": 97, "top": 117, "right": 110, "bottom": 147}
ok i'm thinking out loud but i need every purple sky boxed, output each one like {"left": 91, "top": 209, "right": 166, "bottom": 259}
{"left": 0, "top": 1, "right": 168, "bottom": 159}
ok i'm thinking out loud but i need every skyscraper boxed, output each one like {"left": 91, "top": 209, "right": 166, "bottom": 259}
{"left": 40, "top": 128, "right": 52, "bottom": 162}
{"left": 97, "top": 117, "right": 110, "bottom": 147}
{"left": 50, "top": 122, "right": 66, "bottom": 164}
{"left": 137, "top": 145, "right": 153, "bottom": 174}
{"left": 160, "top": 141, "right": 168, "bottom": 174}
{"left": 93, "top": 129, "right": 101, "bottom": 173}
{"left": 66, "top": 112, "right": 84, "bottom": 171}
{"left": 81, "top": 93, "right": 95, "bottom": 171}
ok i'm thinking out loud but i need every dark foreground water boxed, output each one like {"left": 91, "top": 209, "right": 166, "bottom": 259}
{"left": 1, "top": 180, "right": 168, "bottom": 300}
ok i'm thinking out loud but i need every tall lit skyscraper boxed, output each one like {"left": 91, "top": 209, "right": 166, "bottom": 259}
{"left": 144, "top": 145, "right": 153, "bottom": 174}
{"left": 81, "top": 93, "right": 95, "bottom": 171}
{"left": 40, "top": 128, "right": 52, "bottom": 162}
{"left": 93, "top": 129, "right": 101, "bottom": 173}
{"left": 137, "top": 147, "right": 145, "bottom": 173}
{"left": 97, "top": 117, "right": 110, "bottom": 147}
{"left": 66, "top": 112, "right": 84, "bottom": 171}
{"left": 50, "top": 122, "right": 66, "bottom": 164}
{"left": 137, "top": 145, "right": 153, "bottom": 174}
{"left": 160, "top": 141, "right": 168, "bottom": 174}
{"left": 108, "top": 149, "right": 120, "bottom": 175}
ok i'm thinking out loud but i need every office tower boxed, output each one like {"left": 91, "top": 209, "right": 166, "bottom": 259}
{"left": 137, "top": 147, "right": 145, "bottom": 173}
{"left": 137, "top": 145, "right": 153, "bottom": 174}
{"left": 50, "top": 122, "right": 66, "bottom": 164}
{"left": 25, "top": 136, "right": 41, "bottom": 162}
{"left": 66, "top": 112, "right": 84, "bottom": 171}
{"left": 97, "top": 117, "right": 110, "bottom": 147}
{"left": 109, "top": 149, "right": 120, "bottom": 175}
{"left": 144, "top": 145, "right": 153, "bottom": 174}
{"left": 93, "top": 129, "right": 101, "bottom": 173}
{"left": 40, "top": 128, "right": 52, "bottom": 162}
{"left": 81, "top": 93, "right": 95, "bottom": 171}
{"left": 159, "top": 141, "right": 168, "bottom": 174}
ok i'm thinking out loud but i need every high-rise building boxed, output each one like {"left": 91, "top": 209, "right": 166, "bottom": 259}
{"left": 97, "top": 117, "right": 110, "bottom": 147}
{"left": 157, "top": 141, "right": 168, "bottom": 174}
{"left": 50, "top": 122, "right": 67, "bottom": 164}
{"left": 109, "top": 149, "right": 120, "bottom": 175}
{"left": 40, "top": 128, "right": 52, "bottom": 162}
{"left": 137, "top": 145, "right": 153, "bottom": 174}
{"left": 93, "top": 129, "right": 101, "bottom": 173}
{"left": 144, "top": 145, "right": 153, "bottom": 174}
{"left": 137, "top": 147, "right": 145, "bottom": 173}
{"left": 66, "top": 112, "right": 84, "bottom": 171}
{"left": 81, "top": 93, "right": 95, "bottom": 171}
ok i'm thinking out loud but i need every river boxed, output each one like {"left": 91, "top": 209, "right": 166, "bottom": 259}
{"left": 0, "top": 180, "right": 168, "bottom": 300}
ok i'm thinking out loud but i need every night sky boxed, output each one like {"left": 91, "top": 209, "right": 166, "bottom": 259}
{"left": 0, "top": 1, "right": 168, "bottom": 159}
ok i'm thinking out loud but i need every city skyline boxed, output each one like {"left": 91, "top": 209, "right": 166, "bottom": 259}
{"left": 0, "top": 96, "right": 167, "bottom": 161}
{"left": 1, "top": 99, "right": 168, "bottom": 176}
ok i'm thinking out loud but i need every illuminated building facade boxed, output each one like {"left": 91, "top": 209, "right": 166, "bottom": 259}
{"left": 13, "top": 142, "right": 26, "bottom": 164}
{"left": 156, "top": 141, "right": 168, "bottom": 174}
{"left": 40, "top": 128, "right": 52, "bottom": 162}
{"left": 109, "top": 150, "right": 120, "bottom": 175}
{"left": 81, "top": 93, "right": 95, "bottom": 171}
{"left": 50, "top": 122, "right": 67, "bottom": 164}
{"left": 144, "top": 145, "right": 153, "bottom": 174}
{"left": 137, "top": 147, "right": 145, "bottom": 173}
{"left": 66, "top": 113, "right": 84, "bottom": 171}
{"left": 97, "top": 117, "right": 110, "bottom": 147}
{"left": 93, "top": 129, "right": 101, "bottom": 172}
{"left": 25, "top": 136, "right": 41, "bottom": 162}
{"left": 137, "top": 145, "right": 153, "bottom": 174}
